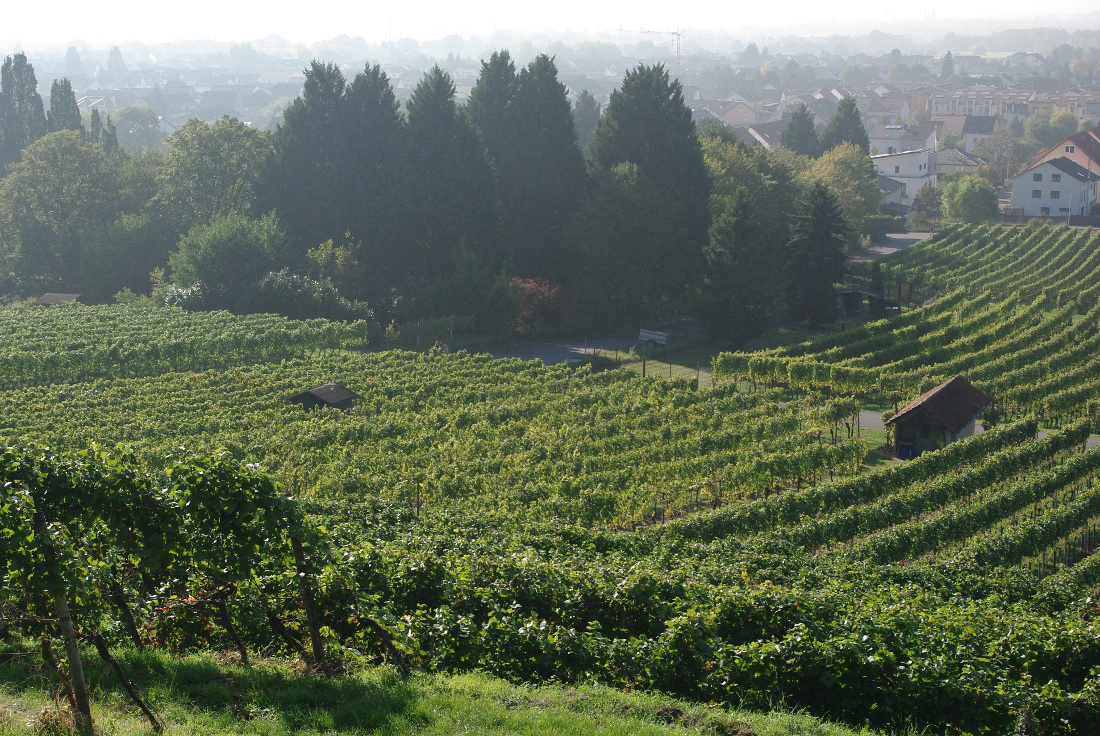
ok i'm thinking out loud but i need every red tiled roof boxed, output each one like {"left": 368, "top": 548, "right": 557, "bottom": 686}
{"left": 886, "top": 375, "right": 991, "bottom": 433}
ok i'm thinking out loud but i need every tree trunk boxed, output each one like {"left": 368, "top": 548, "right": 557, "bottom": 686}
{"left": 214, "top": 597, "right": 249, "bottom": 666}
{"left": 34, "top": 512, "right": 92, "bottom": 732}
{"left": 260, "top": 596, "right": 311, "bottom": 663}
{"left": 110, "top": 573, "right": 144, "bottom": 650}
{"left": 291, "top": 536, "right": 327, "bottom": 668}
{"left": 90, "top": 632, "right": 162, "bottom": 732}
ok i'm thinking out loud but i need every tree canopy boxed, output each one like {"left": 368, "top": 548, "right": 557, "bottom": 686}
{"left": 157, "top": 117, "right": 271, "bottom": 236}
{"left": 780, "top": 103, "right": 820, "bottom": 157}
{"left": 820, "top": 97, "right": 870, "bottom": 155}
{"left": 589, "top": 63, "right": 710, "bottom": 304}
{"left": 784, "top": 181, "right": 848, "bottom": 325}
{"left": 47, "top": 79, "right": 82, "bottom": 134}
{"left": 941, "top": 175, "right": 1000, "bottom": 223}
{"left": 807, "top": 142, "right": 879, "bottom": 236}
{"left": 0, "top": 53, "right": 48, "bottom": 172}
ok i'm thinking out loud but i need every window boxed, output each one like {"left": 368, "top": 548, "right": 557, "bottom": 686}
{"left": 1051, "top": 191, "right": 1060, "bottom": 199}
{"left": 1051, "top": 174, "right": 1061, "bottom": 182}
{"left": 895, "top": 165, "right": 900, "bottom": 173}
{"left": 1033, "top": 173, "right": 1043, "bottom": 181}
{"left": 1066, "top": 145, "right": 1076, "bottom": 153}
{"left": 1033, "top": 190, "right": 1042, "bottom": 198}
{"left": 1041, "top": 207, "right": 1050, "bottom": 215}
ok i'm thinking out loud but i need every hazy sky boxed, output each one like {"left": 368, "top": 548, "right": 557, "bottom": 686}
{"left": 4, "top": 0, "right": 1099, "bottom": 49}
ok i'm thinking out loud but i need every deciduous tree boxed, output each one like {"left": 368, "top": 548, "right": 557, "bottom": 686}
{"left": 113, "top": 106, "right": 165, "bottom": 153}
{"left": 808, "top": 142, "right": 880, "bottom": 235}
{"left": 168, "top": 211, "right": 288, "bottom": 309}
{"left": 157, "top": 117, "right": 271, "bottom": 236}
{"left": 0, "top": 131, "right": 120, "bottom": 291}
{"left": 941, "top": 174, "right": 999, "bottom": 223}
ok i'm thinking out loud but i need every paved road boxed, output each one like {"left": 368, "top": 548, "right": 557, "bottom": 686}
{"left": 492, "top": 335, "right": 636, "bottom": 364}
{"left": 849, "top": 232, "right": 933, "bottom": 263}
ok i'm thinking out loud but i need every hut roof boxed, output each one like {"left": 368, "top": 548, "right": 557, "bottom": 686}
{"left": 885, "top": 375, "right": 991, "bottom": 433}
{"left": 289, "top": 382, "right": 359, "bottom": 407}
{"left": 34, "top": 293, "right": 81, "bottom": 305}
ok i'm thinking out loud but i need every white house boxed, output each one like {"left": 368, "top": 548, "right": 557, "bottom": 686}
{"left": 1011, "top": 157, "right": 1099, "bottom": 218}
{"left": 871, "top": 149, "right": 937, "bottom": 198}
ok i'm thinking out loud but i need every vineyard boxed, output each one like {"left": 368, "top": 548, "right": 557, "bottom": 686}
{"left": 3, "top": 225, "right": 1100, "bottom": 735}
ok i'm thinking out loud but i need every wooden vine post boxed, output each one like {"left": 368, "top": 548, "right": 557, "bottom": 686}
{"left": 292, "top": 535, "right": 327, "bottom": 668}
{"left": 32, "top": 510, "right": 92, "bottom": 731}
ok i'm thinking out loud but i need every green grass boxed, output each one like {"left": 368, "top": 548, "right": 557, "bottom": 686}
{"left": 0, "top": 649, "right": 876, "bottom": 736}
{"left": 621, "top": 354, "right": 714, "bottom": 387}
{"left": 857, "top": 428, "right": 898, "bottom": 473}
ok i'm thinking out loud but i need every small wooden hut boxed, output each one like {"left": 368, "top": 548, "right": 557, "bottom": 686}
{"left": 287, "top": 382, "right": 359, "bottom": 411}
{"left": 886, "top": 375, "right": 991, "bottom": 459}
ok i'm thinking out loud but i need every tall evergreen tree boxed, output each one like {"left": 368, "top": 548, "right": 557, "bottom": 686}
{"left": 941, "top": 51, "right": 955, "bottom": 79}
{"left": 477, "top": 54, "right": 585, "bottom": 282}
{"left": 589, "top": 63, "right": 710, "bottom": 305}
{"left": 101, "top": 116, "right": 119, "bottom": 155}
{"left": 261, "top": 61, "right": 349, "bottom": 255}
{"left": 0, "top": 53, "right": 48, "bottom": 172}
{"left": 466, "top": 50, "right": 517, "bottom": 163}
{"left": 820, "top": 97, "right": 869, "bottom": 155}
{"left": 779, "top": 103, "right": 820, "bottom": 157}
{"left": 48, "top": 79, "right": 83, "bottom": 133}
{"left": 572, "top": 90, "right": 600, "bottom": 153}
{"left": 106, "top": 46, "right": 127, "bottom": 86}
{"left": 342, "top": 63, "right": 405, "bottom": 293}
{"left": 88, "top": 107, "right": 103, "bottom": 144}
{"left": 405, "top": 66, "right": 500, "bottom": 285}
{"left": 63, "top": 47, "right": 83, "bottom": 79}
{"left": 261, "top": 61, "right": 405, "bottom": 292}
{"left": 784, "top": 181, "right": 848, "bottom": 325}
{"left": 694, "top": 134, "right": 799, "bottom": 342}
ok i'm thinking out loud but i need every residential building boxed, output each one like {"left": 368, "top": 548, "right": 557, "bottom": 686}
{"left": 871, "top": 149, "right": 937, "bottom": 198}
{"left": 962, "top": 116, "right": 996, "bottom": 153}
{"left": 936, "top": 148, "right": 987, "bottom": 176}
{"left": 1025, "top": 126, "right": 1100, "bottom": 198}
{"left": 927, "top": 89, "right": 1032, "bottom": 119}
{"left": 1011, "top": 157, "right": 1099, "bottom": 217}
{"left": 869, "top": 122, "right": 937, "bottom": 154}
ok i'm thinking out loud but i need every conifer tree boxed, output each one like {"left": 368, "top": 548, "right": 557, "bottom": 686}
{"left": 784, "top": 181, "right": 848, "bottom": 325}
{"left": 0, "top": 53, "right": 48, "bottom": 172}
{"left": 780, "top": 103, "right": 820, "bottom": 157}
{"left": 405, "top": 66, "right": 500, "bottom": 282}
{"left": 589, "top": 63, "right": 710, "bottom": 303}
{"left": 48, "top": 79, "right": 83, "bottom": 133}
{"left": 572, "top": 90, "right": 600, "bottom": 153}
{"left": 820, "top": 97, "right": 870, "bottom": 155}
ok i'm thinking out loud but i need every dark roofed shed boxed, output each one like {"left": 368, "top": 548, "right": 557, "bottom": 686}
{"left": 886, "top": 375, "right": 991, "bottom": 458}
{"left": 288, "top": 382, "right": 360, "bottom": 411}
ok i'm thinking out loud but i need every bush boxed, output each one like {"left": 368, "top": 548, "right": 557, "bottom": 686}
{"left": 239, "top": 268, "right": 375, "bottom": 323}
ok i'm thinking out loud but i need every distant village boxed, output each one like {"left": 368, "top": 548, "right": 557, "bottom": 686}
{"left": 17, "top": 37, "right": 1100, "bottom": 221}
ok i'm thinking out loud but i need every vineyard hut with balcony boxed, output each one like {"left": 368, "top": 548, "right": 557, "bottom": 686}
{"left": 288, "top": 382, "right": 359, "bottom": 411}
{"left": 886, "top": 375, "right": 991, "bottom": 458}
